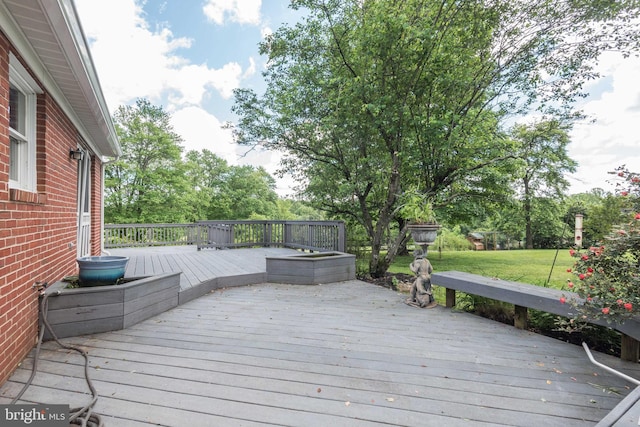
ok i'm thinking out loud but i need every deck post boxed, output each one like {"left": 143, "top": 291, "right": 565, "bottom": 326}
{"left": 445, "top": 288, "right": 456, "bottom": 308}
{"left": 514, "top": 305, "right": 528, "bottom": 329}
{"left": 620, "top": 334, "right": 640, "bottom": 362}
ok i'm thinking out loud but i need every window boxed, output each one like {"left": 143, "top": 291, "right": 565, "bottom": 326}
{"left": 8, "top": 54, "right": 40, "bottom": 192}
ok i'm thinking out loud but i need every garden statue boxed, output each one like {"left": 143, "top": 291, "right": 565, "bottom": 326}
{"left": 406, "top": 248, "right": 437, "bottom": 308}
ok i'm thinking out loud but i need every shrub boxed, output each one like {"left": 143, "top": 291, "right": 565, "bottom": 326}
{"left": 564, "top": 166, "right": 640, "bottom": 324}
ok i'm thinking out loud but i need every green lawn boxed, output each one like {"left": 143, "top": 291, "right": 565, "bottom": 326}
{"left": 388, "top": 249, "right": 575, "bottom": 289}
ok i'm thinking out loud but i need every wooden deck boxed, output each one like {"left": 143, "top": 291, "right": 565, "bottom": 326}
{"left": 109, "top": 246, "right": 298, "bottom": 292}
{"left": 1, "top": 247, "right": 640, "bottom": 426}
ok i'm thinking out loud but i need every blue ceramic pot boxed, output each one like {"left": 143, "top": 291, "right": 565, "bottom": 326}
{"left": 77, "top": 256, "right": 129, "bottom": 287}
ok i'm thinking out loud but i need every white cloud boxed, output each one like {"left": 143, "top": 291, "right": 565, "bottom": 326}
{"left": 75, "top": 0, "right": 292, "bottom": 196}
{"left": 567, "top": 53, "right": 640, "bottom": 194}
{"left": 75, "top": 0, "right": 248, "bottom": 112}
{"left": 170, "top": 107, "right": 295, "bottom": 196}
{"left": 203, "top": 0, "right": 262, "bottom": 25}
{"left": 76, "top": 0, "right": 187, "bottom": 110}
{"left": 261, "top": 25, "right": 273, "bottom": 40}
{"left": 243, "top": 57, "right": 257, "bottom": 80}
{"left": 171, "top": 106, "right": 235, "bottom": 159}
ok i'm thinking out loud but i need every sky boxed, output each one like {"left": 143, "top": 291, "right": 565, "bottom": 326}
{"left": 74, "top": 0, "right": 640, "bottom": 197}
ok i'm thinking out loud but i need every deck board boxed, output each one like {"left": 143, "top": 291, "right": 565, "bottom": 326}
{"left": 2, "top": 247, "right": 640, "bottom": 426}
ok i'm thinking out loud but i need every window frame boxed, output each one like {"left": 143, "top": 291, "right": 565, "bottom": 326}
{"left": 8, "top": 54, "right": 40, "bottom": 192}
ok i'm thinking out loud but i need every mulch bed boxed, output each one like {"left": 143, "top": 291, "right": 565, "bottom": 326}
{"left": 363, "top": 272, "right": 414, "bottom": 291}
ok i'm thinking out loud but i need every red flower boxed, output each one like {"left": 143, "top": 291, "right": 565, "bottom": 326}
{"left": 579, "top": 273, "right": 586, "bottom": 280}
{"left": 621, "top": 191, "right": 629, "bottom": 196}
{"left": 560, "top": 297, "right": 567, "bottom": 304}
{"left": 569, "top": 249, "right": 576, "bottom": 256}
{"left": 632, "top": 176, "right": 640, "bottom": 183}
{"left": 618, "top": 171, "right": 625, "bottom": 177}
{"left": 635, "top": 213, "right": 640, "bottom": 220}
{"left": 567, "top": 282, "right": 574, "bottom": 289}
{"left": 587, "top": 267, "right": 594, "bottom": 273}
{"left": 602, "top": 307, "right": 610, "bottom": 315}
{"left": 617, "top": 299, "right": 624, "bottom": 306}
{"left": 624, "top": 303, "right": 633, "bottom": 311}
{"left": 566, "top": 268, "right": 572, "bottom": 273}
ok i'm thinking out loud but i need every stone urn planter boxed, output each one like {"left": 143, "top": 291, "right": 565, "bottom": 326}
{"left": 407, "top": 223, "right": 441, "bottom": 247}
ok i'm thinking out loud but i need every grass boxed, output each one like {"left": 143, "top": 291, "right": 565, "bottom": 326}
{"left": 388, "top": 248, "right": 574, "bottom": 289}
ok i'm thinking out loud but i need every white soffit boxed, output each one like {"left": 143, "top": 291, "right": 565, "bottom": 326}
{"left": 0, "top": 0, "right": 120, "bottom": 158}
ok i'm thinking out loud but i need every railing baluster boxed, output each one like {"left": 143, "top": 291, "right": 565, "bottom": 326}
{"left": 104, "top": 220, "right": 346, "bottom": 252}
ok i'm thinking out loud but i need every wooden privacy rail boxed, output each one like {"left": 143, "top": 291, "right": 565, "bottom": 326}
{"left": 432, "top": 271, "right": 640, "bottom": 362}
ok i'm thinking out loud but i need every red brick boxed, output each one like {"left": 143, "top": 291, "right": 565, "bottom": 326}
{"left": 0, "top": 33, "right": 106, "bottom": 386}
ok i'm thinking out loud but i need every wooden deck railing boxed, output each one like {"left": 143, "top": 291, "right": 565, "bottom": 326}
{"left": 104, "top": 223, "right": 200, "bottom": 248}
{"left": 104, "top": 220, "right": 346, "bottom": 252}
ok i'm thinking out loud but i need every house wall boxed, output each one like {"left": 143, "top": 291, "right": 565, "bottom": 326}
{"left": 0, "top": 32, "right": 104, "bottom": 385}
{"left": 90, "top": 158, "right": 103, "bottom": 256}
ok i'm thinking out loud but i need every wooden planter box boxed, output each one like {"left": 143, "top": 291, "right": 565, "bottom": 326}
{"left": 42, "top": 272, "right": 181, "bottom": 340}
{"left": 266, "top": 251, "right": 356, "bottom": 285}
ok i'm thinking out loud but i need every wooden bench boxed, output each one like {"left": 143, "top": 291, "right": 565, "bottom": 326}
{"left": 596, "top": 386, "right": 640, "bottom": 426}
{"left": 431, "top": 271, "right": 640, "bottom": 362}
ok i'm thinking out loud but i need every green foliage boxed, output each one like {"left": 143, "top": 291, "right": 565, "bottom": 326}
{"left": 183, "top": 149, "right": 230, "bottom": 220}
{"left": 509, "top": 119, "right": 577, "bottom": 249}
{"left": 565, "top": 167, "right": 640, "bottom": 323}
{"left": 106, "top": 99, "right": 193, "bottom": 223}
{"left": 436, "top": 226, "right": 474, "bottom": 251}
{"left": 105, "top": 99, "right": 321, "bottom": 224}
{"left": 528, "top": 197, "right": 568, "bottom": 248}
{"left": 230, "top": 0, "right": 640, "bottom": 277}
{"left": 583, "top": 193, "right": 627, "bottom": 245}
{"left": 398, "top": 188, "right": 436, "bottom": 224}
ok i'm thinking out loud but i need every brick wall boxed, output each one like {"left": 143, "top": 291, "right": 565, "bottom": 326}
{"left": 0, "top": 33, "right": 104, "bottom": 385}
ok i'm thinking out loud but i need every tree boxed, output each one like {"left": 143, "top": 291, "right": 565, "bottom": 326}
{"left": 510, "top": 119, "right": 577, "bottom": 248}
{"left": 224, "top": 166, "right": 279, "bottom": 220}
{"left": 105, "top": 99, "right": 194, "bottom": 223}
{"left": 184, "top": 149, "right": 231, "bottom": 221}
{"left": 229, "top": 0, "right": 640, "bottom": 277}
{"left": 528, "top": 196, "right": 567, "bottom": 248}
{"left": 565, "top": 190, "right": 628, "bottom": 247}
{"left": 184, "top": 150, "right": 280, "bottom": 220}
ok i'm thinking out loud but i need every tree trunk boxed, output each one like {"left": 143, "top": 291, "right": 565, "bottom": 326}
{"left": 364, "top": 149, "right": 404, "bottom": 278}
{"left": 397, "top": 218, "right": 410, "bottom": 256}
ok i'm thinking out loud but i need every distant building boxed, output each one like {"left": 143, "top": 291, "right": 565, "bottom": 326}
{"left": 468, "top": 232, "right": 485, "bottom": 250}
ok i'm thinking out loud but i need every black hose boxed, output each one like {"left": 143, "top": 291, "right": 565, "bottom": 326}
{"left": 11, "top": 291, "right": 105, "bottom": 427}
